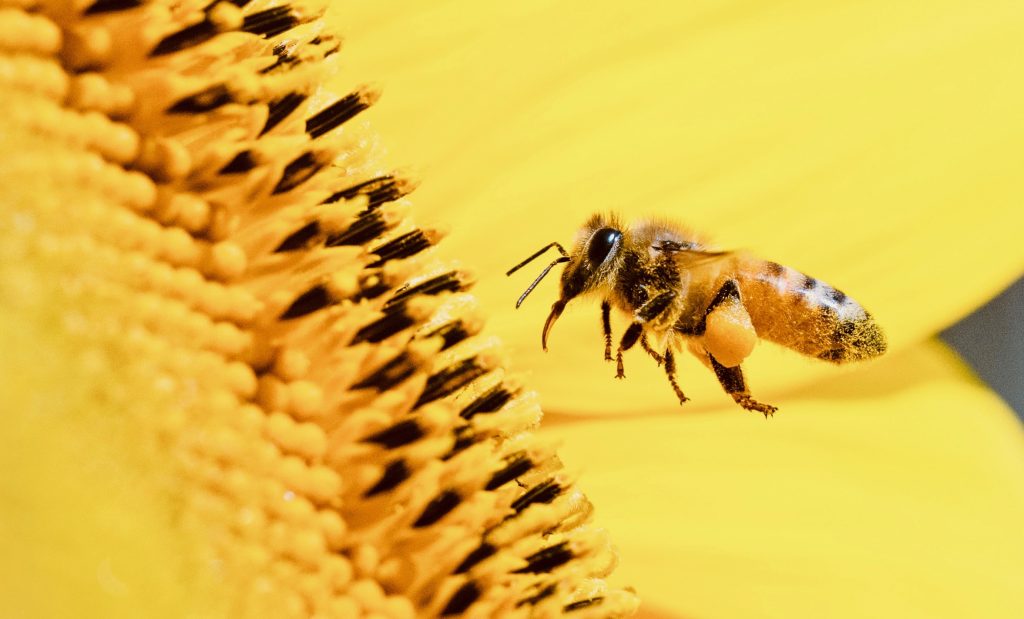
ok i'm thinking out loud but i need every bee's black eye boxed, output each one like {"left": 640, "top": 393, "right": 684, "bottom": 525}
{"left": 587, "top": 228, "right": 621, "bottom": 266}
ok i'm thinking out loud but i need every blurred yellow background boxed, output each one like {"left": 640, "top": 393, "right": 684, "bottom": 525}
{"left": 334, "top": 1, "right": 1024, "bottom": 617}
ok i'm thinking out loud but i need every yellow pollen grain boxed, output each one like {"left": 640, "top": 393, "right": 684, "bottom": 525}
{"left": 206, "top": 2, "right": 243, "bottom": 30}
{"left": 381, "top": 595, "right": 416, "bottom": 619}
{"left": 137, "top": 137, "right": 192, "bottom": 183}
{"left": 209, "top": 241, "right": 248, "bottom": 280}
{"left": 304, "top": 465, "right": 343, "bottom": 504}
{"left": 266, "top": 411, "right": 328, "bottom": 460}
{"left": 327, "top": 271, "right": 360, "bottom": 299}
{"left": 317, "top": 510, "right": 348, "bottom": 550}
{"left": 274, "top": 348, "right": 311, "bottom": 380}
{"left": 257, "top": 374, "right": 291, "bottom": 412}
{"left": 0, "top": 8, "right": 62, "bottom": 54}
{"left": 288, "top": 381, "right": 326, "bottom": 418}
{"left": 352, "top": 543, "right": 381, "bottom": 579}
{"left": 348, "top": 578, "right": 387, "bottom": 614}
{"left": 3, "top": 53, "right": 67, "bottom": 99}
{"left": 67, "top": 72, "right": 134, "bottom": 115}
{"left": 62, "top": 22, "right": 112, "bottom": 68}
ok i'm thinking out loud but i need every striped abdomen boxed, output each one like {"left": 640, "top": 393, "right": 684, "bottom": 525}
{"left": 735, "top": 258, "right": 886, "bottom": 363}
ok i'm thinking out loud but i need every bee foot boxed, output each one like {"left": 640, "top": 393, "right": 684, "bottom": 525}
{"left": 733, "top": 394, "right": 777, "bottom": 417}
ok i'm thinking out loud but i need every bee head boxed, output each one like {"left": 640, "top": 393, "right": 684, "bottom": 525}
{"left": 507, "top": 215, "right": 624, "bottom": 350}
{"left": 558, "top": 225, "right": 622, "bottom": 300}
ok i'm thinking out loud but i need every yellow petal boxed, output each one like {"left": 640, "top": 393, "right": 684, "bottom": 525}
{"left": 338, "top": 0, "right": 1024, "bottom": 410}
{"left": 540, "top": 339, "right": 1024, "bottom": 618}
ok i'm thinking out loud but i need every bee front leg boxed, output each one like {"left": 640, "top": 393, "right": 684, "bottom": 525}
{"left": 615, "top": 323, "right": 642, "bottom": 379}
{"left": 640, "top": 335, "right": 664, "bottom": 366}
{"left": 708, "top": 355, "right": 777, "bottom": 417}
{"left": 601, "top": 301, "right": 613, "bottom": 361}
{"left": 615, "top": 291, "right": 675, "bottom": 379}
{"left": 663, "top": 348, "right": 688, "bottom": 404}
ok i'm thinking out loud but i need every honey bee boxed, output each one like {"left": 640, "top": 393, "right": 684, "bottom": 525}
{"left": 507, "top": 213, "right": 887, "bottom": 416}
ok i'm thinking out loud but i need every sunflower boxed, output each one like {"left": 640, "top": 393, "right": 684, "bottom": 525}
{"left": 2, "top": 1, "right": 1023, "bottom": 619}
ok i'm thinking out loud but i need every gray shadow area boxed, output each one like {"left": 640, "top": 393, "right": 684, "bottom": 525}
{"left": 941, "top": 276, "right": 1024, "bottom": 421}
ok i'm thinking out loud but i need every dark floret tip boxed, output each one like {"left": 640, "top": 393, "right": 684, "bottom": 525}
{"left": 363, "top": 460, "right": 411, "bottom": 497}
{"left": 362, "top": 419, "right": 426, "bottom": 448}
{"left": 413, "top": 490, "right": 461, "bottom": 527}
{"left": 440, "top": 581, "right": 481, "bottom": 616}
{"left": 485, "top": 454, "right": 534, "bottom": 491}
{"left": 350, "top": 353, "right": 418, "bottom": 392}
{"left": 415, "top": 357, "right": 490, "bottom": 407}
{"left": 274, "top": 221, "right": 322, "bottom": 252}
{"left": 85, "top": 0, "right": 143, "bottom": 14}
{"left": 305, "top": 87, "right": 381, "bottom": 140}
{"left": 510, "top": 478, "right": 564, "bottom": 513}
{"left": 564, "top": 597, "right": 604, "bottom": 612}
{"left": 454, "top": 543, "right": 497, "bottom": 574}
{"left": 516, "top": 583, "right": 558, "bottom": 607}
{"left": 514, "top": 542, "right": 574, "bottom": 574}
{"left": 279, "top": 284, "right": 332, "bottom": 319}
{"left": 272, "top": 151, "right": 325, "bottom": 194}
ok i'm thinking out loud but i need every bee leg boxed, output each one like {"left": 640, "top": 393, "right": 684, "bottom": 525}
{"left": 640, "top": 335, "right": 664, "bottom": 366}
{"left": 601, "top": 301, "right": 613, "bottom": 361}
{"left": 663, "top": 348, "right": 688, "bottom": 404}
{"left": 708, "top": 354, "right": 777, "bottom": 418}
{"left": 615, "top": 323, "right": 643, "bottom": 379}
{"left": 615, "top": 291, "right": 676, "bottom": 378}
{"left": 697, "top": 279, "right": 740, "bottom": 333}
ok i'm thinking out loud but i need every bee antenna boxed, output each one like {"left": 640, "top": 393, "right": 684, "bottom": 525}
{"left": 514, "top": 256, "right": 569, "bottom": 308}
{"left": 506, "top": 242, "right": 569, "bottom": 276}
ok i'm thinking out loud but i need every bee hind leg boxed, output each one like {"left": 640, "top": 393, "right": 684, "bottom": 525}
{"left": 698, "top": 279, "right": 757, "bottom": 368}
{"left": 663, "top": 348, "right": 688, "bottom": 405}
{"left": 708, "top": 354, "right": 777, "bottom": 417}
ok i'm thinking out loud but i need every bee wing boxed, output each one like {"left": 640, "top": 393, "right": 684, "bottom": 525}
{"left": 669, "top": 248, "right": 735, "bottom": 270}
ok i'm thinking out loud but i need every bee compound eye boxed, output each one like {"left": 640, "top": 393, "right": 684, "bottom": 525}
{"left": 587, "top": 228, "right": 621, "bottom": 266}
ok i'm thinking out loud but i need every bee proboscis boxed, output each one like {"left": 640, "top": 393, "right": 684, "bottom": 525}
{"left": 507, "top": 213, "right": 887, "bottom": 416}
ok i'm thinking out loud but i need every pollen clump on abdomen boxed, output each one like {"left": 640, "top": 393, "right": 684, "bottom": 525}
{"left": 0, "top": 1, "right": 637, "bottom": 616}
